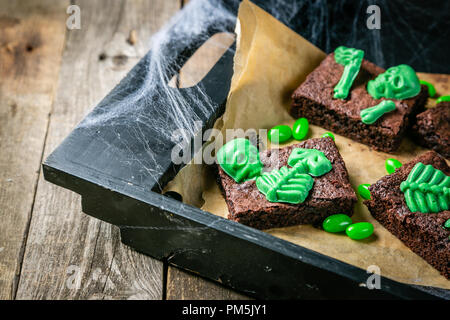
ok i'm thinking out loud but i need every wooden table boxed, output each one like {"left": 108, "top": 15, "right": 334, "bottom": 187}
{"left": 0, "top": 0, "right": 247, "bottom": 300}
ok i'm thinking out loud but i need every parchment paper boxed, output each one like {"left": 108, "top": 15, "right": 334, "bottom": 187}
{"left": 165, "top": 0, "right": 450, "bottom": 289}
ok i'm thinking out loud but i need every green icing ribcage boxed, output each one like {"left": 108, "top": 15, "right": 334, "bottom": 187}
{"left": 400, "top": 162, "right": 450, "bottom": 213}
{"left": 256, "top": 166, "right": 314, "bottom": 204}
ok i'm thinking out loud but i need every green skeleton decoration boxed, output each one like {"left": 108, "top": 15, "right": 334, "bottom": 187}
{"left": 333, "top": 46, "right": 364, "bottom": 99}
{"left": 360, "top": 100, "right": 396, "bottom": 124}
{"left": 256, "top": 148, "right": 332, "bottom": 204}
{"left": 217, "top": 138, "right": 334, "bottom": 205}
{"left": 367, "top": 64, "right": 421, "bottom": 100}
{"left": 287, "top": 148, "right": 332, "bottom": 177}
{"left": 400, "top": 162, "right": 450, "bottom": 213}
{"left": 256, "top": 167, "right": 314, "bottom": 204}
{"left": 216, "top": 138, "right": 263, "bottom": 183}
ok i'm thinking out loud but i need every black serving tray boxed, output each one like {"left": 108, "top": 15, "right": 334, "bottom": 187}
{"left": 43, "top": 0, "right": 450, "bottom": 299}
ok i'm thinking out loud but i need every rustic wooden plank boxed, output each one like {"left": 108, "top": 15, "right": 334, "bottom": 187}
{"left": 15, "top": 0, "right": 180, "bottom": 300}
{"left": 167, "top": 267, "right": 249, "bottom": 300}
{"left": 0, "top": 0, "right": 68, "bottom": 300}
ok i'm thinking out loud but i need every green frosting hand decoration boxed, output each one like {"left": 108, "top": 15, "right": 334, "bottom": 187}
{"left": 367, "top": 64, "right": 421, "bottom": 100}
{"left": 256, "top": 167, "right": 314, "bottom": 204}
{"left": 217, "top": 138, "right": 263, "bottom": 183}
{"left": 333, "top": 46, "right": 364, "bottom": 99}
{"left": 400, "top": 162, "right": 450, "bottom": 213}
{"left": 287, "top": 148, "right": 332, "bottom": 177}
{"left": 360, "top": 100, "right": 396, "bottom": 124}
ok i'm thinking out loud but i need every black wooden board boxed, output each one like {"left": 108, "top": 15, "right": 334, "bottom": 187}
{"left": 43, "top": 0, "right": 450, "bottom": 299}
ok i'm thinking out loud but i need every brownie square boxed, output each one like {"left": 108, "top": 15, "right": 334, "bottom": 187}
{"left": 290, "top": 53, "right": 428, "bottom": 153}
{"left": 411, "top": 102, "right": 450, "bottom": 159}
{"left": 364, "top": 151, "right": 450, "bottom": 279}
{"left": 217, "top": 137, "right": 357, "bottom": 230}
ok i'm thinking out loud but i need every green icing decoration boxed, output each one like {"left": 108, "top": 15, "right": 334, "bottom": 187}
{"left": 333, "top": 46, "right": 364, "bottom": 99}
{"left": 256, "top": 166, "right": 314, "bottom": 204}
{"left": 419, "top": 80, "right": 436, "bottom": 97}
{"left": 367, "top": 64, "right": 421, "bottom": 100}
{"left": 436, "top": 95, "right": 450, "bottom": 104}
{"left": 444, "top": 219, "right": 450, "bottom": 230}
{"left": 287, "top": 148, "right": 332, "bottom": 177}
{"left": 216, "top": 138, "right": 263, "bottom": 183}
{"left": 360, "top": 100, "right": 396, "bottom": 124}
{"left": 400, "top": 162, "right": 450, "bottom": 213}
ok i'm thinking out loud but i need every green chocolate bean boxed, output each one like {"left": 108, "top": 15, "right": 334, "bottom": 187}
{"left": 445, "top": 219, "right": 450, "bottom": 229}
{"left": 419, "top": 80, "right": 436, "bottom": 97}
{"left": 385, "top": 158, "right": 402, "bottom": 174}
{"left": 436, "top": 95, "right": 450, "bottom": 104}
{"left": 321, "top": 132, "right": 335, "bottom": 141}
{"left": 268, "top": 125, "right": 292, "bottom": 143}
{"left": 357, "top": 184, "right": 371, "bottom": 200}
{"left": 292, "top": 118, "right": 309, "bottom": 140}
{"left": 346, "top": 222, "right": 374, "bottom": 240}
{"left": 323, "top": 214, "right": 353, "bottom": 233}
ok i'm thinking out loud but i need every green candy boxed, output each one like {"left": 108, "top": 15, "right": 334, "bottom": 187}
{"left": 436, "top": 95, "right": 450, "bottom": 104}
{"left": 323, "top": 214, "right": 353, "bottom": 233}
{"left": 419, "top": 80, "right": 436, "bottom": 97}
{"left": 216, "top": 138, "right": 263, "bottom": 183}
{"left": 321, "top": 132, "right": 335, "bottom": 141}
{"left": 445, "top": 219, "right": 450, "bottom": 229}
{"left": 268, "top": 125, "right": 292, "bottom": 143}
{"left": 367, "top": 64, "right": 421, "bottom": 100}
{"left": 346, "top": 222, "right": 374, "bottom": 240}
{"left": 292, "top": 118, "right": 309, "bottom": 140}
{"left": 360, "top": 100, "right": 396, "bottom": 125}
{"left": 385, "top": 158, "right": 402, "bottom": 174}
{"left": 357, "top": 184, "right": 371, "bottom": 200}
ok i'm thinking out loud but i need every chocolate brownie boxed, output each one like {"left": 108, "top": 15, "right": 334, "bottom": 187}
{"left": 217, "top": 137, "right": 357, "bottom": 230}
{"left": 290, "top": 53, "right": 428, "bottom": 152}
{"left": 364, "top": 151, "right": 450, "bottom": 279}
{"left": 411, "top": 102, "right": 450, "bottom": 159}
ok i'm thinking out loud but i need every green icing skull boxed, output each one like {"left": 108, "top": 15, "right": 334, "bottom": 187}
{"left": 367, "top": 64, "right": 421, "bottom": 100}
{"left": 216, "top": 138, "right": 263, "bottom": 183}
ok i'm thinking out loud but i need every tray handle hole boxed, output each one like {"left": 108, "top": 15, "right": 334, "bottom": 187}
{"left": 168, "top": 32, "right": 235, "bottom": 89}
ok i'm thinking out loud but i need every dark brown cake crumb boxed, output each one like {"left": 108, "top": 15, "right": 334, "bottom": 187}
{"left": 411, "top": 102, "right": 450, "bottom": 159}
{"left": 217, "top": 138, "right": 357, "bottom": 230}
{"left": 364, "top": 151, "right": 450, "bottom": 279}
{"left": 290, "top": 53, "right": 428, "bottom": 153}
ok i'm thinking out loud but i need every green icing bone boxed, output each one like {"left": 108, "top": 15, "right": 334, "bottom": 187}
{"left": 360, "top": 100, "right": 396, "bottom": 124}
{"left": 256, "top": 167, "right": 314, "bottom": 204}
{"left": 333, "top": 46, "right": 364, "bottom": 99}
{"left": 287, "top": 148, "right": 332, "bottom": 177}
{"left": 400, "top": 162, "right": 450, "bottom": 213}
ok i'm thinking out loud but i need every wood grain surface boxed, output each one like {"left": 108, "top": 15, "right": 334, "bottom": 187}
{"left": 0, "top": 0, "right": 245, "bottom": 300}
{"left": 0, "top": 0, "right": 68, "bottom": 300}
